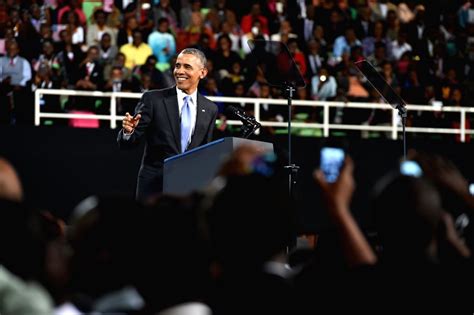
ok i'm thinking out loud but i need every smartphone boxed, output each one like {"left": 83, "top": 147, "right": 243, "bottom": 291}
{"left": 469, "top": 183, "right": 474, "bottom": 195}
{"left": 400, "top": 160, "right": 423, "bottom": 178}
{"left": 320, "top": 147, "right": 345, "bottom": 183}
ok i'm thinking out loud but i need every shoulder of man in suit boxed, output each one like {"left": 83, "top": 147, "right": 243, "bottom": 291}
{"left": 143, "top": 86, "right": 175, "bottom": 98}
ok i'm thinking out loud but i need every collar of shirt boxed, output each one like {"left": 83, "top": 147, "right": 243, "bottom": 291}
{"left": 8, "top": 56, "right": 18, "bottom": 65}
{"left": 176, "top": 86, "right": 197, "bottom": 115}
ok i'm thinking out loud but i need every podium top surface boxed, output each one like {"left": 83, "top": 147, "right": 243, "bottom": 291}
{"left": 164, "top": 138, "right": 225, "bottom": 163}
{"left": 164, "top": 137, "right": 273, "bottom": 164}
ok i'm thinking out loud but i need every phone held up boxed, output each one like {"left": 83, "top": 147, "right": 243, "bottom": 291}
{"left": 399, "top": 160, "right": 423, "bottom": 178}
{"left": 320, "top": 147, "right": 345, "bottom": 183}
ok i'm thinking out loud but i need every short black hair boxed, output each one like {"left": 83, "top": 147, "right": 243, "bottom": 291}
{"left": 180, "top": 48, "right": 207, "bottom": 67}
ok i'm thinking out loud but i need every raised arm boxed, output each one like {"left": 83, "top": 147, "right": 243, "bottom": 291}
{"left": 314, "top": 156, "right": 377, "bottom": 267}
{"left": 117, "top": 92, "right": 153, "bottom": 149}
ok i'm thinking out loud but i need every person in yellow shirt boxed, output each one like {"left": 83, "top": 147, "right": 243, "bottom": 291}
{"left": 119, "top": 30, "right": 153, "bottom": 70}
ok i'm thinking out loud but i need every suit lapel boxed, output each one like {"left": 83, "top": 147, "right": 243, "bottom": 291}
{"left": 163, "top": 87, "right": 181, "bottom": 151}
{"left": 189, "top": 93, "right": 212, "bottom": 150}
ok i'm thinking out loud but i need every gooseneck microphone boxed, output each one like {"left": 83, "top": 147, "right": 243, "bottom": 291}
{"left": 226, "top": 105, "right": 261, "bottom": 127}
{"left": 225, "top": 105, "right": 261, "bottom": 138}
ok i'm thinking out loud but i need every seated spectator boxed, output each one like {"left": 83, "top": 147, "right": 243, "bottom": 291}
{"left": 0, "top": 28, "right": 15, "bottom": 55}
{"left": 39, "top": 23, "right": 54, "bottom": 43}
{"left": 362, "top": 20, "right": 387, "bottom": 57}
{"left": 180, "top": 0, "right": 202, "bottom": 30}
{"left": 57, "top": 0, "right": 87, "bottom": 27}
{"left": 117, "top": 16, "right": 139, "bottom": 48}
{"left": 270, "top": 20, "right": 297, "bottom": 44}
{"left": 152, "top": 0, "right": 178, "bottom": 34}
{"left": 119, "top": 30, "right": 153, "bottom": 70}
{"left": 213, "top": 34, "right": 242, "bottom": 75}
{"left": 76, "top": 46, "right": 104, "bottom": 91}
{"left": 381, "top": 61, "right": 399, "bottom": 93}
{"left": 99, "top": 33, "right": 118, "bottom": 78}
{"left": 325, "top": 9, "right": 346, "bottom": 45}
{"left": 131, "top": 55, "right": 166, "bottom": 90}
{"left": 389, "top": 30, "right": 412, "bottom": 61}
{"left": 104, "top": 66, "right": 134, "bottom": 114}
{"left": 366, "top": 42, "right": 387, "bottom": 72}
{"left": 17, "top": 8, "right": 43, "bottom": 62}
{"left": 73, "top": 46, "right": 104, "bottom": 113}
{"left": 224, "top": 9, "right": 242, "bottom": 38}
{"left": 61, "top": 11, "right": 85, "bottom": 46}
{"left": 54, "top": 30, "right": 84, "bottom": 88}
{"left": 305, "top": 39, "right": 326, "bottom": 82}
{"left": 286, "top": 38, "right": 307, "bottom": 78}
{"left": 31, "top": 63, "right": 62, "bottom": 120}
{"left": 241, "top": 20, "right": 270, "bottom": 55}
{"left": 401, "top": 67, "right": 425, "bottom": 104}
{"left": 124, "top": 0, "right": 155, "bottom": 39}
{"left": 331, "top": 26, "right": 361, "bottom": 64}
{"left": 201, "top": 77, "right": 224, "bottom": 112}
{"left": 33, "top": 39, "right": 60, "bottom": 78}
{"left": 258, "top": 82, "right": 277, "bottom": 121}
{"left": 148, "top": 18, "right": 176, "bottom": 71}
{"left": 0, "top": 40, "right": 32, "bottom": 124}
{"left": 240, "top": 3, "right": 269, "bottom": 35}
{"left": 311, "top": 68, "right": 337, "bottom": 101}
{"left": 214, "top": 21, "right": 241, "bottom": 53}
{"left": 220, "top": 60, "right": 245, "bottom": 96}
{"left": 104, "top": 66, "right": 132, "bottom": 93}
{"left": 204, "top": 6, "right": 221, "bottom": 35}
{"left": 178, "top": 12, "right": 215, "bottom": 52}
{"left": 29, "top": 4, "right": 42, "bottom": 32}
{"left": 131, "top": 72, "right": 153, "bottom": 93}
{"left": 385, "top": 9, "right": 400, "bottom": 42}
{"left": 105, "top": 52, "right": 131, "bottom": 82}
{"left": 355, "top": 6, "right": 375, "bottom": 39}
{"left": 86, "top": 9, "right": 118, "bottom": 48}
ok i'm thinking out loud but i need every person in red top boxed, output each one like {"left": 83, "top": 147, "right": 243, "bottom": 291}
{"left": 57, "top": 0, "right": 87, "bottom": 27}
{"left": 240, "top": 3, "right": 269, "bottom": 35}
{"left": 287, "top": 38, "right": 307, "bottom": 78}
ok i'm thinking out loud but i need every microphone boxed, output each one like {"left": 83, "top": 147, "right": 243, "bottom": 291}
{"left": 226, "top": 105, "right": 261, "bottom": 127}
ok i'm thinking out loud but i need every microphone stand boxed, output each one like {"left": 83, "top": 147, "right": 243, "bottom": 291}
{"left": 283, "top": 83, "right": 299, "bottom": 201}
{"left": 397, "top": 104, "right": 407, "bottom": 161}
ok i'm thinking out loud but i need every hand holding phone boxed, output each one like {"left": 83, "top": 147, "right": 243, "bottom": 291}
{"left": 314, "top": 154, "right": 355, "bottom": 210}
{"left": 320, "top": 147, "right": 345, "bottom": 183}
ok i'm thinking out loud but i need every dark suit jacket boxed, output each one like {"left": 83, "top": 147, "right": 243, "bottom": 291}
{"left": 117, "top": 86, "right": 218, "bottom": 200}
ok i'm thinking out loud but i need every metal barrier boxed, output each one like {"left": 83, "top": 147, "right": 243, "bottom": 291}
{"left": 35, "top": 88, "right": 474, "bottom": 142}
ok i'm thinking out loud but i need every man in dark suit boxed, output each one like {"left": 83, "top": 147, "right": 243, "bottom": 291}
{"left": 117, "top": 48, "right": 218, "bottom": 201}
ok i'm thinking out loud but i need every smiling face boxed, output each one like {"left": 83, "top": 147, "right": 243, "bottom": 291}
{"left": 174, "top": 52, "right": 207, "bottom": 94}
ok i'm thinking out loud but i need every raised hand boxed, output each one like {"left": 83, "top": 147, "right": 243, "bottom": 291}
{"left": 122, "top": 112, "right": 141, "bottom": 134}
{"left": 314, "top": 156, "right": 355, "bottom": 212}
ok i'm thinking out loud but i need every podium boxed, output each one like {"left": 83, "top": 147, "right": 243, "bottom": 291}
{"left": 163, "top": 137, "right": 274, "bottom": 194}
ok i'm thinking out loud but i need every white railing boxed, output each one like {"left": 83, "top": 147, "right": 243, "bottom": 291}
{"left": 35, "top": 89, "right": 474, "bottom": 142}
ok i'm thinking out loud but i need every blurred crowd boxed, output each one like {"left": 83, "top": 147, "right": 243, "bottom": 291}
{"left": 1, "top": 0, "right": 474, "bottom": 136}
{"left": 1, "top": 143, "right": 474, "bottom": 314}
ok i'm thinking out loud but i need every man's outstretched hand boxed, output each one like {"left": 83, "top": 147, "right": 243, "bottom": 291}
{"left": 122, "top": 112, "right": 141, "bottom": 134}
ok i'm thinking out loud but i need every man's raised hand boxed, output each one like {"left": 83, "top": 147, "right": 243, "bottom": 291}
{"left": 122, "top": 112, "right": 141, "bottom": 134}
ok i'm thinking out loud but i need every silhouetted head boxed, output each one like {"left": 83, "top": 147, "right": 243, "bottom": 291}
{"left": 210, "top": 152, "right": 293, "bottom": 274}
{"left": 373, "top": 175, "right": 444, "bottom": 264}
